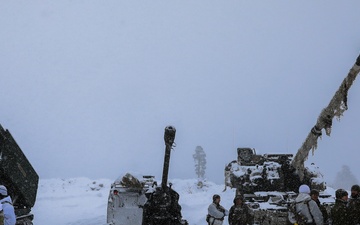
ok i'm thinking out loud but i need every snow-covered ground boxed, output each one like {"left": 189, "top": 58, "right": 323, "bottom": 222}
{"left": 31, "top": 177, "right": 336, "bottom": 225}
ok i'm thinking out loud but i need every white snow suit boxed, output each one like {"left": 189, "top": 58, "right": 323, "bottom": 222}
{"left": 288, "top": 193, "right": 323, "bottom": 225}
{"left": 0, "top": 196, "right": 16, "bottom": 225}
{"left": 208, "top": 202, "right": 229, "bottom": 225}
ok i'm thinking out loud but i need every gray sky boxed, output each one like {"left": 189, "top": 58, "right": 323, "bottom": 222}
{"left": 1, "top": 1, "right": 360, "bottom": 187}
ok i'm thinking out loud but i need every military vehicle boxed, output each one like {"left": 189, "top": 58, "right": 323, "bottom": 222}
{"left": 0, "top": 124, "right": 39, "bottom": 225}
{"left": 107, "top": 126, "right": 188, "bottom": 225}
{"left": 224, "top": 148, "right": 329, "bottom": 225}
{"left": 106, "top": 173, "right": 156, "bottom": 225}
{"left": 225, "top": 148, "right": 325, "bottom": 194}
{"left": 224, "top": 53, "right": 360, "bottom": 225}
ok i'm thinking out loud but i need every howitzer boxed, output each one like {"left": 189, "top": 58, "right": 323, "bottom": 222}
{"left": 0, "top": 124, "right": 39, "bottom": 225}
{"left": 224, "top": 54, "right": 360, "bottom": 193}
{"left": 142, "top": 126, "right": 187, "bottom": 225}
{"left": 222, "top": 53, "right": 360, "bottom": 225}
{"left": 106, "top": 126, "right": 187, "bottom": 225}
{"left": 291, "top": 54, "right": 360, "bottom": 181}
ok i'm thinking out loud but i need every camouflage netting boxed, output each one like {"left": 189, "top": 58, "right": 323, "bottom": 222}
{"left": 120, "top": 173, "right": 143, "bottom": 188}
{"left": 291, "top": 56, "right": 360, "bottom": 181}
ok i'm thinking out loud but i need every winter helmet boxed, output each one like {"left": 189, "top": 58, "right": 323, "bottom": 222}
{"left": 213, "top": 194, "right": 220, "bottom": 202}
{"left": 351, "top": 185, "right": 360, "bottom": 192}
{"left": 335, "top": 189, "right": 348, "bottom": 199}
{"left": 298, "top": 184, "right": 310, "bottom": 194}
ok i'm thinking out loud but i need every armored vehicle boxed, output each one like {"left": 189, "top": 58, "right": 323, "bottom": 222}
{"left": 107, "top": 126, "right": 187, "bottom": 225}
{"left": 0, "top": 124, "right": 39, "bottom": 225}
{"left": 224, "top": 53, "right": 360, "bottom": 225}
{"left": 225, "top": 148, "right": 325, "bottom": 194}
{"left": 225, "top": 148, "right": 329, "bottom": 225}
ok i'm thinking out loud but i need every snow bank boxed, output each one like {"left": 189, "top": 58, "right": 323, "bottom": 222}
{"left": 31, "top": 177, "right": 336, "bottom": 225}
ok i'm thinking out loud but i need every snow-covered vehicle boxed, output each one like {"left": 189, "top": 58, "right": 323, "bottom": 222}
{"left": 106, "top": 173, "right": 156, "bottom": 225}
{"left": 0, "top": 124, "right": 39, "bottom": 225}
{"left": 225, "top": 148, "right": 329, "bottom": 225}
{"left": 224, "top": 54, "right": 360, "bottom": 224}
{"left": 107, "top": 126, "right": 188, "bottom": 225}
{"left": 225, "top": 148, "right": 325, "bottom": 194}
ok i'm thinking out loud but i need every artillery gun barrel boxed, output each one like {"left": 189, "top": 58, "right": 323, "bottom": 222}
{"left": 291, "top": 54, "right": 360, "bottom": 180}
{"left": 142, "top": 125, "right": 187, "bottom": 225}
{"left": 161, "top": 126, "right": 176, "bottom": 190}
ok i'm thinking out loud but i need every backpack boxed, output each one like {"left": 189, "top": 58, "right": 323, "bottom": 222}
{"left": 288, "top": 201, "right": 310, "bottom": 225}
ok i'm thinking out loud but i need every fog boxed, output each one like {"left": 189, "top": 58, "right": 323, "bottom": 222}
{"left": 1, "top": 1, "right": 360, "bottom": 188}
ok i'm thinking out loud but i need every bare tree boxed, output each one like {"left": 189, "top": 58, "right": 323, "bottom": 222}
{"left": 193, "top": 146, "right": 206, "bottom": 182}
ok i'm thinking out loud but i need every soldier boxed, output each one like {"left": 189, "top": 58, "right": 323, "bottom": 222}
{"left": 0, "top": 185, "right": 16, "bottom": 225}
{"left": 207, "top": 194, "right": 228, "bottom": 225}
{"left": 330, "top": 188, "right": 350, "bottom": 225}
{"left": 348, "top": 184, "right": 360, "bottom": 225}
{"left": 228, "top": 195, "right": 253, "bottom": 225}
{"left": 310, "top": 189, "right": 329, "bottom": 224}
{"left": 288, "top": 184, "right": 323, "bottom": 225}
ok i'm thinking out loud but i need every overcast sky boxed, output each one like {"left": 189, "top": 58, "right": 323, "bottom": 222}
{"left": 1, "top": 1, "right": 360, "bottom": 187}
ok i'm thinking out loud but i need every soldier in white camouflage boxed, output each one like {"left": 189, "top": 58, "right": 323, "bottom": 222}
{"left": 207, "top": 194, "right": 228, "bottom": 225}
{"left": 0, "top": 185, "right": 15, "bottom": 225}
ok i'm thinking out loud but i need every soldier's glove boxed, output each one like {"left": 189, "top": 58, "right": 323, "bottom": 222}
{"left": 356, "top": 54, "right": 360, "bottom": 66}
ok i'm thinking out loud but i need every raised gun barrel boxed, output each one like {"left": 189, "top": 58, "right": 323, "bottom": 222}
{"left": 142, "top": 125, "right": 187, "bottom": 225}
{"left": 291, "top": 53, "right": 360, "bottom": 181}
{"left": 161, "top": 126, "right": 176, "bottom": 190}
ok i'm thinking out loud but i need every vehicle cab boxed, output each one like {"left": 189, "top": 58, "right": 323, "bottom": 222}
{"left": 107, "top": 173, "right": 156, "bottom": 225}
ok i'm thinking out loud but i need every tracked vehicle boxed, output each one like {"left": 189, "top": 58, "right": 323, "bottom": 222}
{"left": 107, "top": 126, "right": 187, "bottom": 225}
{"left": 225, "top": 148, "right": 325, "bottom": 194}
{"left": 224, "top": 53, "right": 360, "bottom": 225}
{"left": 225, "top": 148, "right": 328, "bottom": 225}
{"left": 0, "top": 124, "right": 39, "bottom": 225}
